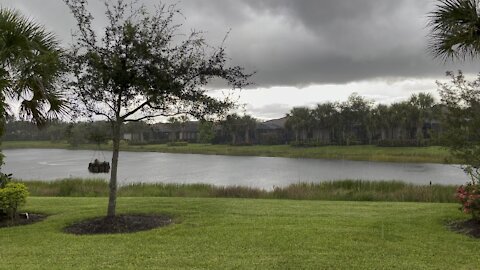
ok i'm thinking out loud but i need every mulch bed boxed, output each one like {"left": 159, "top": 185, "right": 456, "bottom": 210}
{"left": 448, "top": 219, "right": 480, "bottom": 238}
{"left": 0, "top": 213, "right": 47, "bottom": 228}
{"left": 64, "top": 214, "right": 172, "bottom": 235}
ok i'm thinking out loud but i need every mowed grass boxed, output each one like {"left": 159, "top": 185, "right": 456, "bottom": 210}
{"left": 2, "top": 140, "right": 455, "bottom": 163}
{"left": 21, "top": 178, "right": 457, "bottom": 203}
{"left": 0, "top": 197, "right": 478, "bottom": 269}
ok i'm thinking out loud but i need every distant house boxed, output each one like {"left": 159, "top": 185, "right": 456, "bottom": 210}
{"left": 123, "top": 117, "right": 292, "bottom": 145}
{"left": 151, "top": 121, "right": 200, "bottom": 142}
{"left": 123, "top": 131, "right": 148, "bottom": 143}
{"left": 256, "top": 117, "right": 289, "bottom": 144}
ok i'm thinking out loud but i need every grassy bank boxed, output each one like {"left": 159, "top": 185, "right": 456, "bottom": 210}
{"left": 1, "top": 196, "right": 477, "bottom": 269}
{"left": 2, "top": 140, "right": 456, "bottom": 163}
{"left": 20, "top": 179, "right": 457, "bottom": 203}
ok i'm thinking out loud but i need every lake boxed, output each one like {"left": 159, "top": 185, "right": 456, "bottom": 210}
{"left": 2, "top": 148, "right": 469, "bottom": 189}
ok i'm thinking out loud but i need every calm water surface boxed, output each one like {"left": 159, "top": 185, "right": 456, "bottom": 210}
{"left": 3, "top": 148, "right": 469, "bottom": 189}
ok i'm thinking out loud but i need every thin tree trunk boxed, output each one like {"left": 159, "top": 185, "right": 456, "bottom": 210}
{"left": 0, "top": 91, "right": 5, "bottom": 166}
{"left": 416, "top": 120, "right": 424, "bottom": 145}
{"left": 245, "top": 128, "right": 250, "bottom": 144}
{"left": 107, "top": 121, "right": 121, "bottom": 217}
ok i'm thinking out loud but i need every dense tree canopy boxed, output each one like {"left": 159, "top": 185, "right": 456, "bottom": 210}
{"left": 285, "top": 93, "right": 439, "bottom": 146}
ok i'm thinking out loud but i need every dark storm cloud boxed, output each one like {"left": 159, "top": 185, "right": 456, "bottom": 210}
{"left": 186, "top": 0, "right": 479, "bottom": 86}
{"left": 2, "top": 0, "right": 478, "bottom": 87}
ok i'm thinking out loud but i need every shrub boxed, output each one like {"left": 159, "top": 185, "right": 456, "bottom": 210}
{"left": 456, "top": 183, "right": 480, "bottom": 220}
{"left": 166, "top": 141, "right": 188, "bottom": 147}
{"left": 289, "top": 140, "right": 330, "bottom": 147}
{"left": 376, "top": 139, "right": 430, "bottom": 147}
{"left": 0, "top": 182, "right": 29, "bottom": 221}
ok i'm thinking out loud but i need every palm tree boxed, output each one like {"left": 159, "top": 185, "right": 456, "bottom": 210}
{"left": 374, "top": 104, "right": 391, "bottom": 140}
{"left": 285, "top": 107, "right": 312, "bottom": 143}
{"left": 390, "top": 102, "right": 412, "bottom": 140}
{"left": 311, "top": 102, "right": 337, "bottom": 143}
{"left": 222, "top": 114, "right": 242, "bottom": 145}
{"left": 428, "top": 0, "right": 480, "bottom": 60}
{"left": 0, "top": 9, "right": 65, "bottom": 123}
{"left": 409, "top": 93, "right": 435, "bottom": 144}
{"left": 0, "top": 8, "right": 65, "bottom": 168}
{"left": 240, "top": 115, "right": 257, "bottom": 144}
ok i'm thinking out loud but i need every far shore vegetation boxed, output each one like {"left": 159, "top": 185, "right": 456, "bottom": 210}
{"left": 19, "top": 178, "right": 456, "bottom": 203}
{"left": 1, "top": 140, "right": 455, "bottom": 164}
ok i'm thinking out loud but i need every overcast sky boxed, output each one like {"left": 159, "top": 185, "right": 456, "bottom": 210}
{"left": 2, "top": 0, "right": 480, "bottom": 119}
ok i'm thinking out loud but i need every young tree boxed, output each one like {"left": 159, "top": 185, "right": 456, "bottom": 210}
{"left": 65, "top": 0, "right": 251, "bottom": 217}
{"left": 437, "top": 71, "right": 480, "bottom": 182}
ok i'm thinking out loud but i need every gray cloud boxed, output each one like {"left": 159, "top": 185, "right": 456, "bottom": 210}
{"left": 2, "top": 0, "right": 477, "bottom": 88}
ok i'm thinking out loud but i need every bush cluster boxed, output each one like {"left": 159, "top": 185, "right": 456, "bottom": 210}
{"left": 289, "top": 141, "right": 331, "bottom": 147}
{"left": 0, "top": 182, "right": 29, "bottom": 221}
{"left": 166, "top": 141, "right": 188, "bottom": 147}
{"left": 456, "top": 183, "right": 480, "bottom": 220}
{"left": 376, "top": 139, "right": 430, "bottom": 147}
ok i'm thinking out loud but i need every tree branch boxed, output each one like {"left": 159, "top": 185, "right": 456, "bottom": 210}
{"left": 124, "top": 111, "right": 183, "bottom": 122}
{"left": 121, "top": 100, "right": 150, "bottom": 119}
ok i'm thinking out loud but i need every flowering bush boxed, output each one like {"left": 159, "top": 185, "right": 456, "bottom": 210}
{"left": 456, "top": 183, "right": 480, "bottom": 220}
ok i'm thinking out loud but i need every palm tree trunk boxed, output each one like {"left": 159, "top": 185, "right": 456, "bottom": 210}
{"left": 0, "top": 91, "right": 5, "bottom": 166}
{"left": 245, "top": 128, "right": 250, "bottom": 144}
{"left": 107, "top": 120, "right": 121, "bottom": 217}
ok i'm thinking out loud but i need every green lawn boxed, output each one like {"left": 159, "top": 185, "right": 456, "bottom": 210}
{"left": 1, "top": 140, "right": 455, "bottom": 163}
{"left": 1, "top": 197, "right": 478, "bottom": 269}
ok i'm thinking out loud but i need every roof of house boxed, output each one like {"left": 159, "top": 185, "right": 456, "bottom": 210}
{"left": 257, "top": 117, "right": 287, "bottom": 130}
{"left": 152, "top": 121, "right": 199, "bottom": 132}
{"left": 149, "top": 117, "right": 288, "bottom": 133}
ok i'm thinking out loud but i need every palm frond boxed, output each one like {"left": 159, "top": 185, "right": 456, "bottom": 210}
{"left": 0, "top": 8, "right": 67, "bottom": 126}
{"left": 428, "top": 0, "right": 480, "bottom": 61}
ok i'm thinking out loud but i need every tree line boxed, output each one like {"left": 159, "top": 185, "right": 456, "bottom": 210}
{"left": 284, "top": 92, "right": 442, "bottom": 146}
{"left": 5, "top": 91, "right": 446, "bottom": 147}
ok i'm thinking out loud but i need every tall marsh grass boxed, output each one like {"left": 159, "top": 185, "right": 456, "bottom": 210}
{"left": 19, "top": 179, "right": 457, "bottom": 203}
{"left": 22, "top": 178, "right": 109, "bottom": 197}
